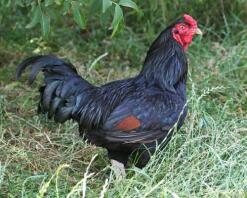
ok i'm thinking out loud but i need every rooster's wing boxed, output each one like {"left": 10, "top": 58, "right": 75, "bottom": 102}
{"left": 92, "top": 91, "right": 187, "bottom": 144}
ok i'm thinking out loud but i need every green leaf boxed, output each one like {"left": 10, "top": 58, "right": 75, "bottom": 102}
{"left": 41, "top": 11, "right": 50, "bottom": 37}
{"left": 111, "top": 4, "right": 123, "bottom": 37}
{"left": 90, "top": 0, "right": 102, "bottom": 13}
{"left": 45, "top": 0, "right": 54, "bottom": 7}
{"left": 6, "top": 0, "right": 11, "bottom": 7}
{"left": 119, "top": 0, "right": 139, "bottom": 12}
{"left": 71, "top": 1, "right": 86, "bottom": 29}
{"left": 100, "top": 7, "right": 112, "bottom": 25}
{"left": 26, "top": 5, "right": 42, "bottom": 29}
{"left": 62, "top": 1, "right": 71, "bottom": 15}
{"left": 102, "top": 0, "right": 112, "bottom": 13}
{"left": 54, "top": 0, "right": 61, "bottom": 5}
{"left": 16, "top": 0, "right": 24, "bottom": 7}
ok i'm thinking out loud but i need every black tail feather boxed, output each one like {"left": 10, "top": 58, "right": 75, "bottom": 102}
{"left": 16, "top": 55, "right": 44, "bottom": 79}
{"left": 54, "top": 106, "right": 73, "bottom": 123}
{"left": 17, "top": 55, "right": 84, "bottom": 123}
{"left": 48, "top": 97, "right": 63, "bottom": 117}
{"left": 17, "top": 55, "right": 106, "bottom": 128}
{"left": 16, "top": 55, "right": 78, "bottom": 84}
{"left": 42, "top": 81, "right": 60, "bottom": 110}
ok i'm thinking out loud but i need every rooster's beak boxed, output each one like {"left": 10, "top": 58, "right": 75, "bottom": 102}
{"left": 195, "top": 28, "right": 203, "bottom": 35}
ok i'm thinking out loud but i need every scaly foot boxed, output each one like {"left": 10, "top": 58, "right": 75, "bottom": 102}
{"left": 110, "top": 159, "right": 126, "bottom": 180}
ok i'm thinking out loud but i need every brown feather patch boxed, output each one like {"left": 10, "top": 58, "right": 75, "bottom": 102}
{"left": 115, "top": 115, "right": 141, "bottom": 131}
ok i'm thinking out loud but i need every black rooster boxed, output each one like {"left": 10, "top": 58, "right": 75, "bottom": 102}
{"left": 17, "top": 14, "right": 202, "bottom": 178}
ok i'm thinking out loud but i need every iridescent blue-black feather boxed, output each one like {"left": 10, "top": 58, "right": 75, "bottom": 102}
{"left": 17, "top": 20, "right": 189, "bottom": 168}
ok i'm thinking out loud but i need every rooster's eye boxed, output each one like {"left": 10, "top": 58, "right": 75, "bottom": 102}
{"left": 180, "top": 25, "right": 185, "bottom": 30}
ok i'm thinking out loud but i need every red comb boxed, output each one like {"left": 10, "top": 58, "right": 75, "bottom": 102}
{"left": 183, "top": 14, "right": 197, "bottom": 28}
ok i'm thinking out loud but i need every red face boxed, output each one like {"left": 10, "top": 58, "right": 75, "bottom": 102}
{"left": 172, "top": 14, "right": 202, "bottom": 50}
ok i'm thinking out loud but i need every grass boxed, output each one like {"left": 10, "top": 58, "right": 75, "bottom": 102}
{"left": 0, "top": 20, "right": 247, "bottom": 197}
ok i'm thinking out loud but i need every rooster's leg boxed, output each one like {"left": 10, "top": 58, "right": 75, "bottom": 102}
{"left": 108, "top": 150, "right": 128, "bottom": 180}
{"left": 110, "top": 159, "right": 126, "bottom": 180}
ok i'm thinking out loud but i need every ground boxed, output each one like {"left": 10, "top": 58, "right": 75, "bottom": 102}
{"left": 0, "top": 25, "right": 246, "bottom": 197}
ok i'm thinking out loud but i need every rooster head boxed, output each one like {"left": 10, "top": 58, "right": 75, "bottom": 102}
{"left": 172, "top": 14, "right": 202, "bottom": 50}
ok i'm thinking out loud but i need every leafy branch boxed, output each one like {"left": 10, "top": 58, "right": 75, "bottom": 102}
{"left": 4, "top": 0, "right": 141, "bottom": 38}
